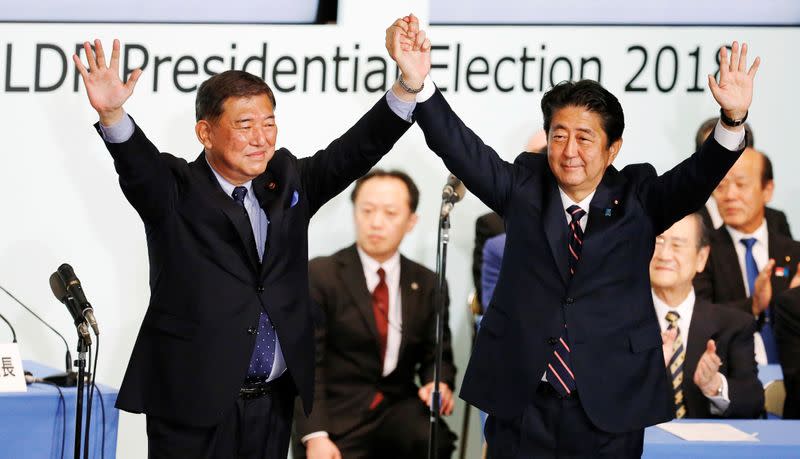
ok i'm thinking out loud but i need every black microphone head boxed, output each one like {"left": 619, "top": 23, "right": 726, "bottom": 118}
{"left": 57, "top": 263, "right": 77, "bottom": 286}
{"left": 49, "top": 272, "right": 68, "bottom": 303}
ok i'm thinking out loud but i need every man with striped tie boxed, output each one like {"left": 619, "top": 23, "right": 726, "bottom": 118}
{"left": 386, "top": 14, "right": 759, "bottom": 458}
{"left": 652, "top": 214, "right": 763, "bottom": 419}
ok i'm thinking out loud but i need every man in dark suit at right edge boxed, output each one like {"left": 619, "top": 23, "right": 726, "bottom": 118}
{"left": 386, "top": 15, "right": 759, "bottom": 458}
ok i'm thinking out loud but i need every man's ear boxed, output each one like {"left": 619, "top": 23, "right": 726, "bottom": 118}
{"left": 696, "top": 246, "right": 711, "bottom": 273}
{"left": 763, "top": 179, "right": 775, "bottom": 204}
{"left": 607, "top": 137, "right": 623, "bottom": 166}
{"left": 405, "top": 212, "right": 419, "bottom": 234}
{"left": 195, "top": 120, "right": 212, "bottom": 150}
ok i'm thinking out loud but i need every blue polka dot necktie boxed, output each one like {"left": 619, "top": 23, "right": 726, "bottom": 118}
{"left": 232, "top": 186, "right": 277, "bottom": 379}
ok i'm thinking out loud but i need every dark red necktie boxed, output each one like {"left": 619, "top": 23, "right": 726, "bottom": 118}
{"left": 372, "top": 268, "right": 389, "bottom": 363}
{"left": 370, "top": 268, "right": 389, "bottom": 410}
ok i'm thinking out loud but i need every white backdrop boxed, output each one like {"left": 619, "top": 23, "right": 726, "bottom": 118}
{"left": 0, "top": 21, "right": 797, "bottom": 459}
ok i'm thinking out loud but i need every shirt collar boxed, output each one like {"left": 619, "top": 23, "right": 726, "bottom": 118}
{"left": 356, "top": 245, "right": 401, "bottom": 278}
{"left": 206, "top": 155, "right": 253, "bottom": 200}
{"left": 652, "top": 288, "right": 696, "bottom": 322}
{"left": 725, "top": 219, "right": 768, "bottom": 245}
{"left": 558, "top": 187, "right": 595, "bottom": 213}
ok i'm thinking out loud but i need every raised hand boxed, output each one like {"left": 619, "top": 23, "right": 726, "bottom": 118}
{"left": 708, "top": 41, "right": 760, "bottom": 124}
{"left": 72, "top": 39, "right": 142, "bottom": 126}
{"left": 693, "top": 339, "right": 723, "bottom": 397}
{"left": 752, "top": 258, "right": 775, "bottom": 316}
{"left": 385, "top": 14, "right": 431, "bottom": 90}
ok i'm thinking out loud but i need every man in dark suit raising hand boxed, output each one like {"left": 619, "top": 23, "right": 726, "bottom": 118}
{"left": 385, "top": 15, "right": 759, "bottom": 458}
{"left": 73, "top": 37, "right": 413, "bottom": 458}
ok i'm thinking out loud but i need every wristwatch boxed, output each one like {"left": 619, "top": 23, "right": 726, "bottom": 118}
{"left": 720, "top": 108, "right": 748, "bottom": 127}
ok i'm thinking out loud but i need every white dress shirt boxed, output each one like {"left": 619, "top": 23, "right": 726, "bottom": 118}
{"left": 652, "top": 289, "right": 730, "bottom": 414}
{"left": 357, "top": 246, "right": 403, "bottom": 377}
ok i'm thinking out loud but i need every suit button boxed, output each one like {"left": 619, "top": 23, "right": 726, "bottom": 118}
{"left": 547, "top": 337, "right": 558, "bottom": 345}
{"left": 247, "top": 327, "right": 257, "bottom": 335}
{"left": 257, "top": 285, "right": 264, "bottom": 293}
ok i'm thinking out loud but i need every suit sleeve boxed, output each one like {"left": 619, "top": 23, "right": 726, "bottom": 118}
{"left": 722, "top": 315, "right": 765, "bottom": 418}
{"left": 297, "top": 96, "right": 412, "bottom": 216}
{"left": 481, "top": 236, "right": 504, "bottom": 310}
{"left": 638, "top": 135, "right": 743, "bottom": 235}
{"left": 418, "top": 280, "right": 457, "bottom": 390}
{"left": 775, "top": 288, "right": 800, "bottom": 418}
{"left": 294, "top": 259, "right": 332, "bottom": 437}
{"left": 413, "top": 89, "right": 517, "bottom": 216}
{"left": 98, "top": 121, "right": 178, "bottom": 225}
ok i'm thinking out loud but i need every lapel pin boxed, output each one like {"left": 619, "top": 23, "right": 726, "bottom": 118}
{"left": 786, "top": 256, "right": 791, "bottom": 263}
{"left": 411, "top": 282, "right": 419, "bottom": 291}
{"left": 604, "top": 208, "right": 612, "bottom": 217}
{"left": 614, "top": 199, "right": 619, "bottom": 205}
{"left": 266, "top": 181, "right": 277, "bottom": 190}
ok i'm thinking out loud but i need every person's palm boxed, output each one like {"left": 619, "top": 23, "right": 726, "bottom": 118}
{"left": 73, "top": 39, "right": 141, "bottom": 122}
{"left": 708, "top": 41, "right": 760, "bottom": 115}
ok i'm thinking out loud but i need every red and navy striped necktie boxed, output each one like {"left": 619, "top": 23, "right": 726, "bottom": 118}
{"left": 546, "top": 204, "right": 585, "bottom": 396}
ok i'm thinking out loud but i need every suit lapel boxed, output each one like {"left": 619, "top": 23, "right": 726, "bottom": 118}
{"left": 768, "top": 232, "right": 794, "bottom": 293}
{"left": 542, "top": 173, "right": 569, "bottom": 285}
{"left": 338, "top": 246, "right": 383, "bottom": 358}
{"left": 398, "top": 256, "right": 419, "bottom": 362}
{"left": 253, "top": 150, "right": 301, "bottom": 278}
{"left": 684, "top": 300, "right": 717, "bottom": 415}
{"left": 714, "top": 229, "right": 748, "bottom": 300}
{"left": 193, "top": 153, "right": 260, "bottom": 272}
{"left": 575, "top": 167, "right": 626, "bottom": 281}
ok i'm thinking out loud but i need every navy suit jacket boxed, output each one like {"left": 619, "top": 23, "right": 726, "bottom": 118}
{"left": 413, "top": 89, "right": 743, "bottom": 433}
{"left": 101, "top": 97, "right": 410, "bottom": 427}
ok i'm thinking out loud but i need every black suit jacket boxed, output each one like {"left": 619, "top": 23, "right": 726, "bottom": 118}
{"left": 774, "top": 288, "right": 800, "bottom": 418}
{"left": 413, "top": 89, "right": 743, "bottom": 433}
{"left": 472, "top": 212, "right": 504, "bottom": 307}
{"left": 699, "top": 205, "right": 792, "bottom": 239}
{"left": 693, "top": 225, "right": 800, "bottom": 321}
{"left": 679, "top": 299, "right": 763, "bottom": 418}
{"left": 102, "top": 97, "right": 410, "bottom": 427}
{"left": 295, "top": 245, "right": 456, "bottom": 437}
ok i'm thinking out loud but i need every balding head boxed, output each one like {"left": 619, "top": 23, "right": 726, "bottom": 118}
{"left": 713, "top": 147, "right": 775, "bottom": 234}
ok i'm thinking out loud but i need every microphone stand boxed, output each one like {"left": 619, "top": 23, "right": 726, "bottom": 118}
{"left": 428, "top": 211, "right": 450, "bottom": 459}
{"left": 73, "top": 324, "right": 90, "bottom": 459}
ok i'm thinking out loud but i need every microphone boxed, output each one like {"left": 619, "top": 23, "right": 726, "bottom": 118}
{"left": 0, "top": 310, "right": 17, "bottom": 343}
{"left": 49, "top": 272, "right": 92, "bottom": 345}
{"left": 440, "top": 174, "right": 467, "bottom": 218}
{"left": 56, "top": 264, "right": 99, "bottom": 336}
{"left": 0, "top": 283, "right": 77, "bottom": 386}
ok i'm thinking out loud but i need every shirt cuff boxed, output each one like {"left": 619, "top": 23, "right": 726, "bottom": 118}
{"left": 416, "top": 75, "right": 435, "bottom": 103}
{"left": 707, "top": 372, "right": 731, "bottom": 415}
{"left": 385, "top": 89, "right": 416, "bottom": 123}
{"left": 713, "top": 120, "right": 746, "bottom": 152}
{"left": 98, "top": 112, "right": 135, "bottom": 144}
{"left": 300, "top": 431, "right": 329, "bottom": 445}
